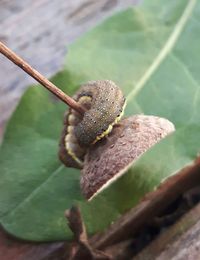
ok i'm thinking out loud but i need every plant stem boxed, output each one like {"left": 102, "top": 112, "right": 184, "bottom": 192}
{"left": 0, "top": 41, "right": 86, "bottom": 115}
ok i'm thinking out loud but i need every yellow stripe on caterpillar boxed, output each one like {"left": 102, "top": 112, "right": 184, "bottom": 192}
{"left": 92, "top": 100, "right": 126, "bottom": 144}
{"left": 59, "top": 80, "right": 126, "bottom": 169}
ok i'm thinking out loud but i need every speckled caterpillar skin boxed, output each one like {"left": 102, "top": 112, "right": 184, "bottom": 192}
{"left": 74, "top": 80, "right": 125, "bottom": 146}
{"left": 59, "top": 80, "right": 126, "bottom": 169}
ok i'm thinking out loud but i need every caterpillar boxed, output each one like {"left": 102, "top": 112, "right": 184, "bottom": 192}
{"left": 59, "top": 80, "right": 126, "bottom": 169}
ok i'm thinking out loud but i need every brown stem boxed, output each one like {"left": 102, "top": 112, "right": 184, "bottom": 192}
{"left": 0, "top": 41, "right": 86, "bottom": 115}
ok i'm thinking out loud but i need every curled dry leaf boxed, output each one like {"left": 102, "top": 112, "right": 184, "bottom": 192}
{"left": 81, "top": 115, "right": 175, "bottom": 200}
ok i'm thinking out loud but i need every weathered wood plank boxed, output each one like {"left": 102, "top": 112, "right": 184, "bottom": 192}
{"left": 0, "top": 228, "right": 66, "bottom": 260}
{"left": 134, "top": 203, "right": 200, "bottom": 260}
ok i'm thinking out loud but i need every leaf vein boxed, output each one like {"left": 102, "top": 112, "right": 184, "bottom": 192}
{"left": 170, "top": 52, "right": 200, "bottom": 89}
{"left": 1, "top": 165, "right": 64, "bottom": 219}
{"left": 126, "top": 0, "right": 196, "bottom": 102}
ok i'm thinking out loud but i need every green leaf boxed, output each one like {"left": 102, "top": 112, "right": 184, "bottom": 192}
{"left": 0, "top": 0, "right": 200, "bottom": 241}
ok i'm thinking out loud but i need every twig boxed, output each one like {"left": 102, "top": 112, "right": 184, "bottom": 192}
{"left": 65, "top": 206, "right": 88, "bottom": 243}
{"left": 65, "top": 206, "right": 111, "bottom": 259}
{"left": 0, "top": 41, "right": 86, "bottom": 115}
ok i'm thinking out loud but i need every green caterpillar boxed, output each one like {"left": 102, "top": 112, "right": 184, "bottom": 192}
{"left": 59, "top": 80, "right": 126, "bottom": 169}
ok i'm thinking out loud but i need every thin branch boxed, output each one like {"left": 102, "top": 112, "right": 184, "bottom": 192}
{"left": 0, "top": 41, "right": 86, "bottom": 115}
{"left": 65, "top": 206, "right": 111, "bottom": 259}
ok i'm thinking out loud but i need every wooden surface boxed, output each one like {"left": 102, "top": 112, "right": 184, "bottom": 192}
{"left": 0, "top": 0, "right": 137, "bottom": 141}
{"left": 134, "top": 203, "right": 200, "bottom": 260}
{"left": 0, "top": 229, "right": 65, "bottom": 260}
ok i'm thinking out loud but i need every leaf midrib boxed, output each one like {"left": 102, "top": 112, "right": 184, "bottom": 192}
{"left": 126, "top": 0, "right": 196, "bottom": 103}
{"left": 1, "top": 165, "right": 64, "bottom": 220}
